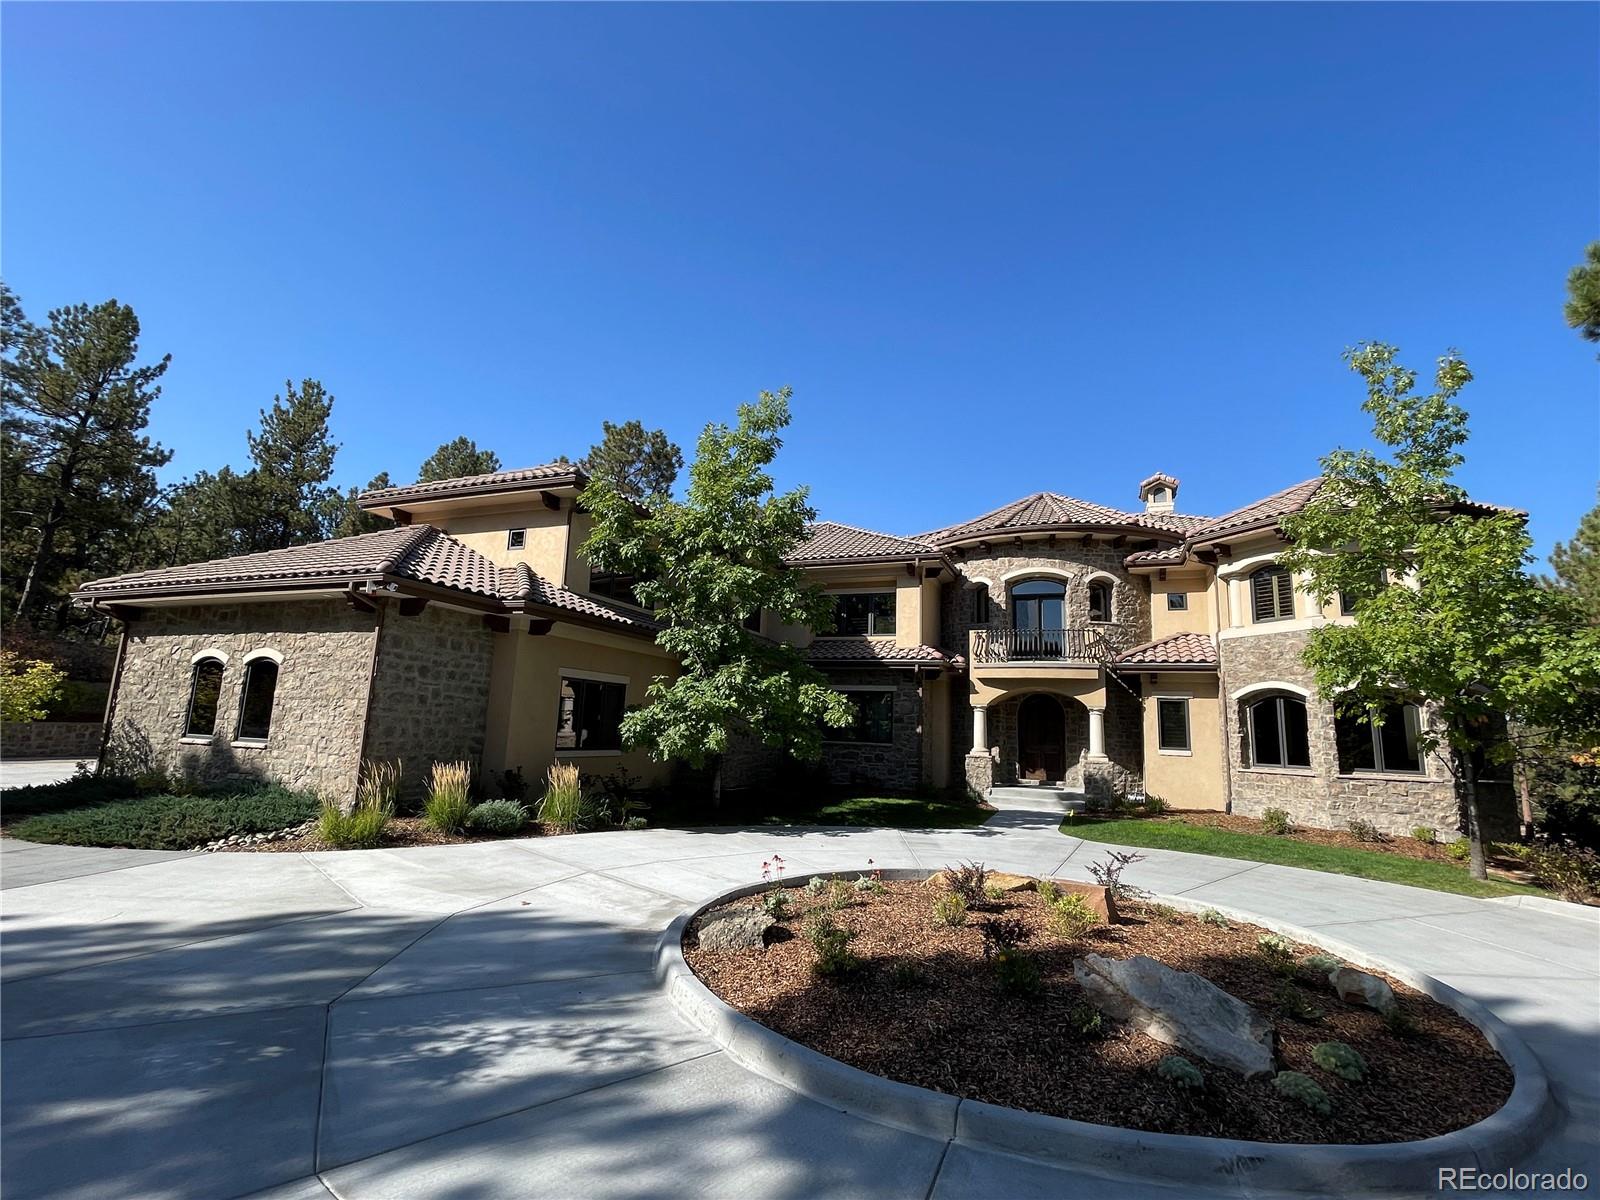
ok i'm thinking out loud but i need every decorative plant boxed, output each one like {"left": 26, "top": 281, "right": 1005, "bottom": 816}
{"left": 932, "top": 892, "right": 968, "bottom": 928}
{"left": 1411, "top": 825, "right": 1437, "bottom": 844}
{"left": 538, "top": 762, "right": 585, "bottom": 832}
{"left": 983, "top": 882, "right": 1006, "bottom": 901}
{"left": 804, "top": 874, "right": 829, "bottom": 897}
{"left": 1142, "top": 794, "right": 1170, "bottom": 815}
{"left": 854, "top": 872, "right": 883, "bottom": 894}
{"left": 979, "top": 916, "right": 1029, "bottom": 960}
{"left": 1067, "top": 1002, "right": 1104, "bottom": 1038}
{"left": 1260, "top": 807, "right": 1293, "bottom": 836}
{"left": 806, "top": 912, "right": 857, "bottom": 977}
{"left": 762, "top": 888, "right": 791, "bottom": 920}
{"left": 1157, "top": 1054, "right": 1204, "bottom": 1090}
{"left": 465, "top": 798, "right": 528, "bottom": 835}
{"left": 1047, "top": 893, "right": 1100, "bottom": 940}
{"left": 1087, "top": 849, "right": 1146, "bottom": 901}
{"left": 1198, "top": 908, "right": 1231, "bottom": 928}
{"left": 992, "top": 948, "right": 1041, "bottom": 998}
{"left": 1300, "top": 952, "right": 1342, "bottom": 977}
{"left": 423, "top": 760, "right": 474, "bottom": 834}
{"left": 1274, "top": 981, "right": 1323, "bottom": 1023}
{"left": 1345, "top": 818, "right": 1388, "bottom": 843}
{"left": 0, "top": 651, "right": 66, "bottom": 722}
{"left": 1273, "top": 1071, "right": 1332, "bottom": 1115}
{"left": 888, "top": 960, "right": 925, "bottom": 988}
{"left": 1036, "top": 879, "right": 1061, "bottom": 904}
{"left": 1522, "top": 841, "right": 1600, "bottom": 903}
{"left": 1312, "top": 1041, "right": 1368, "bottom": 1081}
{"left": 356, "top": 758, "right": 402, "bottom": 812}
{"left": 944, "top": 861, "right": 991, "bottom": 907}
{"left": 318, "top": 762, "right": 398, "bottom": 849}
{"left": 1383, "top": 1005, "right": 1421, "bottom": 1038}
{"left": 1143, "top": 901, "right": 1182, "bottom": 924}
{"left": 1256, "top": 934, "right": 1298, "bottom": 976}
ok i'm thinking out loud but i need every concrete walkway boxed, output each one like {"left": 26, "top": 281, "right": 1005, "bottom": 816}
{"left": 1, "top": 805, "right": 1595, "bottom": 1200}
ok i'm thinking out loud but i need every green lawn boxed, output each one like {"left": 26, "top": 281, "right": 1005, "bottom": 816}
{"left": 1060, "top": 815, "right": 1544, "bottom": 899}
{"left": 658, "top": 792, "right": 991, "bottom": 830}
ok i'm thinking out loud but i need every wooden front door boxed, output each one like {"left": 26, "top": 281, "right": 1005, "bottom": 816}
{"left": 1017, "top": 693, "right": 1065, "bottom": 782}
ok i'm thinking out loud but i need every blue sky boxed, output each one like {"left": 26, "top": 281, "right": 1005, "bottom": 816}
{"left": 4, "top": 3, "right": 1595, "bottom": 560}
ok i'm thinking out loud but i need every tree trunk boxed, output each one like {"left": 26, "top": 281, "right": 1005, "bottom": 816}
{"left": 1515, "top": 756, "right": 1534, "bottom": 840}
{"left": 1459, "top": 749, "right": 1487, "bottom": 881}
{"left": 711, "top": 760, "right": 723, "bottom": 811}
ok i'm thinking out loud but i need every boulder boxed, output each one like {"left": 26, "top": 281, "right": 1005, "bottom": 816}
{"left": 1329, "top": 966, "right": 1396, "bottom": 1015}
{"left": 1045, "top": 879, "right": 1118, "bottom": 924}
{"left": 923, "top": 869, "right": 1036, "bottom": 894}
{"left": 1074, "top": 953, "right": 1276, "bottom": 1077}
{"left": 697, "top": 908, "right": 774, "bottom": 953}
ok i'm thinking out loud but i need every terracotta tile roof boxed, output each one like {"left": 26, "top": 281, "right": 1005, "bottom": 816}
{"left": 787, "top": 521, "right": 937, "bottom": 564}
{"left": 498, "top": 563, "right": 664, "bottom": 631}
{"left": 919, "top": 491, "right": 1207, "bottom": 544}
{"left": 1139, "top": 472, "right": 1181, "bottom": 492}
{"left": 358, "top": 463, "right": 586, "bottom": 509}
{"left": 1123, "top": 546, "right": 1189, "bottom": 568}
{"left": 396, "top": 528, "right": 503, "bottom": 596}
{"left": 805, "top": 638, "right": 951, "bottom": 668}
{"left": 75, "top": 525, "right": 435, "bottom": 597}
{"left": 1114, "top": 632, "right": 1218, "bottom": 669}
{"left": 1188, "top": 477, "right": 1325, "bottom": 542}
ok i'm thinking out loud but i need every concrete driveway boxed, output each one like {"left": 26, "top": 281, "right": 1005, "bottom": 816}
{"left": 2, "top": 805, "right": 1596, "bottom": 1200}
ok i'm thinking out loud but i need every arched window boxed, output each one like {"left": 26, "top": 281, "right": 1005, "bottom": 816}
{"left": 1336, "top": 701, "right": 1423, "bottom": 774}
{"left": 1250, "top": 565, "right": 1295, "bottom": 622}
{"left": 184, "top": 657, "right": 225, "bottom": 737}
{"left": 236, "top": 657, "right": 280, "bottom": 742}
{"left": 1247, "top": 694, "right": 1310, "bottom": 768}
{"left": 1087, "top": 580, "right": 1112, "bottom": 623}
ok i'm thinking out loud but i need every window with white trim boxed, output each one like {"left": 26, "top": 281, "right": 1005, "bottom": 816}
{"left": 1249, "top": 566, "right": 1295, "bottom": 622}
{"left": 185, "top": 657, "right": 225, "bottom": 737}
{"left": 236, "top": 658, "right": 279, "bottom": 742}
{"left": 1336, "top": 701, "right": 1423, "bottom": 774}
{"left": 1246, "top": 694, "right": 1310, "bottom": 768}
{"left": 1156, "top": 698, "right": 1190, "bottom": 752}
{"left": 507, "top": 528, "right": 527, "bottom": 551}
{"left": 556, "top": 675, "right": 627, "bottom": 751}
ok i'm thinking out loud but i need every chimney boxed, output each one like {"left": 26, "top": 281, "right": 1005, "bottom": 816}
{"left": 1138, "top": 472, "right": 1179, "bottom": 514}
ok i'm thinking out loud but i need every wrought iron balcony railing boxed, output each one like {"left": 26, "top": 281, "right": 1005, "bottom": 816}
{"left": 969, "top": 625, "right": 1117, "bottom": 665}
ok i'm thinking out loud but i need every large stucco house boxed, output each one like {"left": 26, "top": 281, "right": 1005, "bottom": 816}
{"left": 73, "top": 464, "right": 1513, "bottom": 838}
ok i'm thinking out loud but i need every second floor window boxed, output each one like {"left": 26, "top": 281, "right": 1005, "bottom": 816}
{"left": 1250, "top": 565, "right": 1295, "bottom": 622}
{"left": 507, "top": 529, "right": 527, "bottom": 550}
{"left": 590, "top": 571, "right": 642, "bottom": 607}
{"left": 1010, "top": 579, "right": 1064, "bottom": 630}
{"left": 832, "top": 591, "right": 895, "bottom": 637}
{"left": 1087, "top": 581, "right": 1112, "bottom": 623}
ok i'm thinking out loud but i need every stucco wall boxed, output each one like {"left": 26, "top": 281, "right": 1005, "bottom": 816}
{"left": 441, "top": 503, "right": 572, "bottom": 584}
{"left": 1139, "top": 672, "right": 1224, "bottom": 810}
{"left": 104, "top": 599, "right": 379, "bottom": 800}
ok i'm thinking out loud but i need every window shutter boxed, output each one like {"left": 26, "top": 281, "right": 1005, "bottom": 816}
{"left": 1275, "top": 570, "right": 1294, "bottom": 619}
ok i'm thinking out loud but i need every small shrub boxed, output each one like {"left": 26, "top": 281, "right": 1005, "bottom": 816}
{"left": 854, "top": 872, "right": 884, "bottom": 894}
{"left": 1260, "top": 807, "right": 1292, "bottom": 836}
{"left": 624, "top": 815, "right": 648, "bottom": 831}
{"left": 944, "top": 861, "right": 990, "bottom": 907}
{"left": 825, "top": 878, "right": 853, "bottom": 910}
{"left": 1300, "top": 952, "right": 1342, "bottom": 976}
{"left": 357, "top": 759, "right": 402, "bottom": 812}
{"left": 983, "top": 882, "right": 1006, "bottom": 901}
{"left": 465, "top": 798, "right": 528, "bottom": 835}
{"left": 932, "top": 892, "right": 969, "bottom": 928}
{"left": 992, "top": 948, "right": 1041, "bottom": 998}
{"left": 13, "top": 787, "right": 318, "bottom": 851}
{"left": 0, "top": 651, "right": 67, "bottom": 722}
{"left": 1157, "top": 1054, "right": 1203, "bottom": 1090}
{"left": 979, "top": 916, "right": 1029, "bottom": 959}
{"left": 806, "top": 913, "right": 857, "bottom": 977}
{"left": 319, "top": 792, "right": 391, "bottom": 850}
{"left": 1523, "top": 841, "right": 1600, "bottom": 903}
{"left": 888, "top": 960, "right": 925, "bottom": 988}
{"left": 1446, "top": 838, "right": 1471, "bottom": 861}
{"left": 0, "top": 772, "right": 141, "bottom": 819}
{"left": 1273, "top": 1071, "right": 1332, "bottom": 1115}
{"left": 1274, "top": 981, "right": 1323, "bottom": 1023}
{"left": 1048, "top": 893, "right": 1100, "bottom": 940}
{"left": 1311, "top": 1041, "right": 1368, "bottom": 1081}
{"left": 762, "top": 889, "right": 791, "bottom": 919}
{"left": 1257, "top": 934, "right": 1297, "bottom": 975}
{"left": 1143, "top": 901, "right": 1182, "bottom": 924}
{"left": 804, "top": 874, "right": 829, "bottom": 897}
{"left": 1036, "top": 879, "right": 1061, "bottom": 904}
{"left": 1383, "top": 1005, "right": 1421, "bottom": 1038}
{"left": 1142, "top": 794, "right": 1170, "bottom": 816}
{"left": 1087, "top": 849, "right": 1146, "bottom": 901}
{"left": 1198, "top": 908, "right": 1230, "bottom": 928}
{"left": 1067, "top": 1001, "right": 1104, "bottom": 1038}
{"left": 1411, "top": 825, "right": 1437, "bottom": 844}
{"left": 1345, "top": 818, "right": 1389, "bottom": 843}
{"left": 538, "top": 762, "right": 585, "bottom": 832}
{"left": 423, "top": 760, "right": 474, "bottom": 833}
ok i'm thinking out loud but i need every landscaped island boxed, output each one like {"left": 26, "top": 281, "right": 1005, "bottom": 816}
{"left": 684, "top": 866, "right": 1513, "bottom": 1145}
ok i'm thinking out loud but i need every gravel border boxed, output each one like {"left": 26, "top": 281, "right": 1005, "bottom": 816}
{"left": 655, "top": 870, "right": 1553, "bottom": 1195}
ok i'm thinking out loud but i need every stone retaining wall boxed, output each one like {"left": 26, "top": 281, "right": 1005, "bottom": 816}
{"left": 2, "top": 721, "right": 102, "bottom": 760}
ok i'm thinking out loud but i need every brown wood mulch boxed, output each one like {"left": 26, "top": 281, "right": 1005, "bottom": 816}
{"left": 684, "top": 881, "right": 1513, "bottom": 1145}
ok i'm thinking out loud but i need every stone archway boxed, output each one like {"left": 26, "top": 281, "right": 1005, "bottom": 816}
{"left": 1017, "top": 693, "right": 1066, "bottom": 782}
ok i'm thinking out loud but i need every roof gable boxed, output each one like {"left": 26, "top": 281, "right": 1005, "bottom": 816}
{"left": 787, "top": 521, "right": 937, "bottom": 564}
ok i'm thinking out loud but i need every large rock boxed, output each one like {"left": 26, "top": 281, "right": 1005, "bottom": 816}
{"left": 1074, "top": 953, "right": 1276, "bottom": 1077}
{"left": 1045, "top": 879, "right": 1118, "bottom": 924}
{"left": 697, "top": 908, "right": 774, "bottom": 953}
{"left": 1329, "top": 966, "right": 1396, "bottom": 1015}
{"left": 924, "top": 869, "right": 1036, "bottom": 894}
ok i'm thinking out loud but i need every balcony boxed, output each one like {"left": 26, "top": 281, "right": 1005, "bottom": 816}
{"left": 968, "top": 625, "right": 1118, "bottom": 665}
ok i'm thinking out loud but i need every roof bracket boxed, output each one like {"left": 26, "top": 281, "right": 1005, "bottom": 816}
{"left": 540, "top": 491, "right": 562, "bottom": 511}
{"left": 527, "top": 618, "right": 554, "bottom": 636}
{"left": 396, "top": 597, "right": 428, "bottom": 617}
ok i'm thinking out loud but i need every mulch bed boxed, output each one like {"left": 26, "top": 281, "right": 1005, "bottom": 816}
{"left": 684, "top": 880, "right": 1513, "bottom": 1144}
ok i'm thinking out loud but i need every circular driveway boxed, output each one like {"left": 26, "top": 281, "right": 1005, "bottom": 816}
{"left": 2, "top": 803, "right": 1596, "bottom": 1200}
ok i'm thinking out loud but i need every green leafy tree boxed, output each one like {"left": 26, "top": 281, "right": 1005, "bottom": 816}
{"left": 1, "top": 285, "right": 172, "bottom": 625}
{"left": 0, "top": 650, "right": 67, "bottom": 721}
{"left": 243, "top": 379, "right": 343, "bottom": 551}
{"left": 583, "top": 419, "right": 683, "bottom": 503}
{"left": 335, "top": 471, "right": 394, "bottom": 538}
{"left": 1548, "top": 488, "right": 1600, "bottom": 625}
{"left": 1565, "top": 241, "right": 1600, "bottom": 346}
{"left": 582, "top": 388, "right": 852, "bottom": 802}
{"left": 1281, "top": 344, "right": 1600, "bottom": 878}
{"left": 418, "top": 437, "right": 500, "bottom": 483}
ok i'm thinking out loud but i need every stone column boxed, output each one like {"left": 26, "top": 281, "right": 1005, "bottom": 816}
{"left": 1087, "top": 706, "right": 1107, "bottom": 760}
{"left": 971, "top": 705, "right": 989, "bottom": 754}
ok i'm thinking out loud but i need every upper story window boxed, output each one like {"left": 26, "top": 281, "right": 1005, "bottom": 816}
{"left": 1336, "top": 701, "right": 1423, "bottom": 774}
{"left": 236, "top": 657, "right": 280, "bottom": 742}
{"left": 1339, "top": 568, "right": 1386, "bottom": 615}
{"left": 590, "top": 571, "right": 642, "bottom": 607}
{"left": 1087, "top": 580, "right": 1113, "bottom": 623}
{"left": 1246, "top": 694, "right": 1310, "bottom": 769}
{"left": 507, "top": 528, "right": 527, "bottom": 551}
{"left": 1150, "top": 486, "right": 1170, "bottom": 505}
{"left": 1010, "top": 579, "right": 1064, "bottom": 630}
{"left": 185, "top": 657, "right": 225, "bottom": 737}
{"left": 1249, "top": 565, "right": 1295, "bottom": 622}
{"left": 832, "top": 591, "right": 896, "bottom": 637}
{"left": 1166, "top": 592, "right": 1188, "bottom": 611}
{"left": 971, "top": 587, "right": 991, "bottom": 627}
{"left": 556, "top": 674, "right": 626, "bottom": 752}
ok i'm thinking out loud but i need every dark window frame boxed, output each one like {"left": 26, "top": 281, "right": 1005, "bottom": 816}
{"left": 555, "top": 674, "right": 628, "bottom": 753}
{"left": 235, "top": 657, "right": 280, "bottom": 743}
{"left": 1087, "top": 580, "right": 1113, "bottom": 624}
{"left": 1009, "top": 578, "right": 1065, "bottom": 631}
{"left": 1336, "top": 701, "right": 1424, "bottom": 775}
{"left": 829, "top": 591, "right": 897, "bottom": 637}
{"left": 1246, "top": 694, "right": 1311, "bottom": 769}
{"left": 184, "top": 656, "right": 226, "bottom": 738}
{"left": 1249, "top": 565, "right": 1296, "bottom": 623}
{"left": 507, "top": 528, "right": 527, "bottom": 551}
{"left": 825, "top": 687, "right": 896, "bottom": 745}
{"left": 1166, "top": 592, "right": 1188, "bottom": 612}
{"left": 1156, "top": 697, "right": 1191, "bottom": 753}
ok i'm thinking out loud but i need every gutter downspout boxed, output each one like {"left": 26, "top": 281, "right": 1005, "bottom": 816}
{"left": 351, "top": 591, "right": 387, "bottom": 810}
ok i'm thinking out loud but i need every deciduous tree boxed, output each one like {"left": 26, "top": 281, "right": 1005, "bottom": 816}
{"left": 582, "top": 388, "right": 851, "bottom": 802}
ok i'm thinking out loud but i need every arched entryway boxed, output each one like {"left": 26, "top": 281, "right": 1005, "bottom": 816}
{"left": 1017, "top": 693, "right": 1066, "bottom": 782}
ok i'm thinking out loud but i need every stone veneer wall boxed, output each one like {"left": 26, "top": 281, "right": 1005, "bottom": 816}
{"left": 1217, "top": 627, "right": 1513, "bottom": 838}
{"left": 104, "top": 599, "right": 380, "bottom": 800}
{"left": 3, "top": 721, "right": 103, "bottom": 759}
{"left": 363, "top": 604, "right": 496, "bottom": 805}
{"left": 816, "top": 669, "right": 926, "bottom": 793}
{"left": 982, "top": 686, "right": 1141, "bottom": 799}
{"left": 948, "top": 543, "right": 1153, "bottom": 655}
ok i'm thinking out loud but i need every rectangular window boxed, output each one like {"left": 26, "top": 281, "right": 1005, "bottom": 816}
{"left": 1250, "top": 568, "right": 1296, "bottom": 622}
{"left": 828, "top": 688, "right": 895, "bottom": 744}
{"left": 831, "top": 591, "right": 896, "bottom": 637}
{"left": 972, "top": 588, "right": 990, "bottom": 626}
{"left": 1166, "top": 592, "right": 1188, "bottom": 611}
{"left": 507, "top": 529, "right": 527, "bottom": 551}
{"left": 1337, "top": 702, "right": 1423, "bottom": 774}
{"left": 1156, "top": 698, "right": 1190, "bottom": 752}
{"left": 589, "top": 571, "right": 642, "bottom": 607}
{"left": 555, "top": 675, "right": 627, "bottom": 752}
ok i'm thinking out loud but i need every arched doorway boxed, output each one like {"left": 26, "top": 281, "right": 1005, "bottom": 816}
{"left": 1017, "top": 693, "right": 1066, "bottom": 782}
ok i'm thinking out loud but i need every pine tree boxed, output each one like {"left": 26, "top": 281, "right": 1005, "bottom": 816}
{"left": 1549, "top": 488, "right": 1600, "bottom": 625}
{"left": 336, "top": 472, "right": 395, "bottom": 538}
{"left": 241, "top": 379, "right": 343, "bottom": 551}
{"left": 583, "top": 419, "right": 683, "bottom": 503}
{"left": 1565, "top": 241, "right": 1600, "bottom": 346}
{"left": 418, "top": 437, "right": 500, "bottom": 482}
